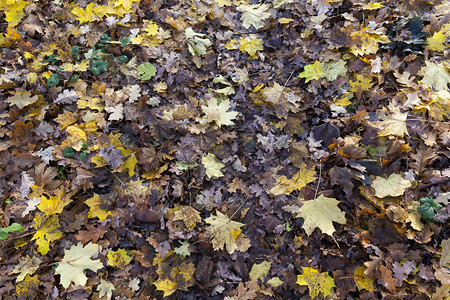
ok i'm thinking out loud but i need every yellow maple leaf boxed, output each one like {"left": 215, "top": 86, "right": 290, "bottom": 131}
{"left": 298, "top": 61, "right": 323, "bottom": 83}
{"left": 296, "top": 194, "right": 347, "bottom": 236}
{"left": 350, "top": 27, "right": 390, "bottom": 56}
{"left": 36, "top": 190, "right": 72, "bottom": 216}
{"left": 350, "top": 74, "right": 374, "bottom": 97}
{"left": 54, "top": 242, "right": 104, "bottom": 289}
{"left": 296, "top": 267, "right": 335, "bottom": 299}
{"left": 239, "top": 38, "right": 263, "bottom": 59}
{"left": 173, "top": 206, "right": 202, "bottom": 231}
{"left": 201, "top": 97, "right": 238, "bottom": 127}
{"left": 204, "top": 211, "right": 250, "bottom": 254}
{"left": 376, "top": 103, "right": 409, "bottom": 137}
{"left": 237, "top": 3, "right": 271, "bottom": 30}
{"left": 201, "top": 153, "right": 225, "bottom": 178}
{"left": 362, "top": 2, "right": 383, "bottom": 10}
{"left": 121, "top": 153, "right": 137, "bottom": 177}
{"left": 154, "top": 262, "right": 196, "bottom": 297}
{"left": 32, "top": 214, "right": 63, "bottom": 255}
{"left": 85, "top": 193, "right": 112, "bottom": 222}
{"left": 269, "top": 163, "right": 316, "bottom": 196}
{"left": 16, "top": 274, "right": 39, "bottom": 297}
{"left": 54, "top": 110, "right": 77, "bottom": 130}
{"left": 144, "top": 20, "right": 159, "bottom": 36}
{"left": 71, "top": 3, "right": 98, "bottom": 23}
{"left": 371, "top": 173, "right": 412, "bottom": 198}
{"left": 426, "top": 30, "right": 447, "bottom": 52}
{"left": 354, "top": 266, "right": 375, "bottom": 292}
{"left": 107, "top": 248, "right": 132, "bottom": 269}
{"left": 62, "top": 125, "right": 87, "bottom": 151}
{"left": 0, "top": 0, "right": 30, "bottom": 27}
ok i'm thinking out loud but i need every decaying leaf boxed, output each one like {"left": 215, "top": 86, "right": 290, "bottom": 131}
{"left": 296, "top": 267, "right": 335, "bottom": 299}
{"left": 154, "top": 261, "right": 196, "bottom": 297}
{"left": 107, "top": 248, "right": 132, "bottom": 269}
{"left": 270, "top": 163, "right": 316, "bottom": 196}
{"left": 204, "top": 211, "right": 250, "bottom": 254}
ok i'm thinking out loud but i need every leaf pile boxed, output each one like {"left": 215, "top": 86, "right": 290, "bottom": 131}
{"left": 0, "top": 0, "right": 449, "bottom": 299}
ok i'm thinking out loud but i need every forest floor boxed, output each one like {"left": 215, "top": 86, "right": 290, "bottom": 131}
{"left": 0, "top": 0, "right": 449, "bottom": 299}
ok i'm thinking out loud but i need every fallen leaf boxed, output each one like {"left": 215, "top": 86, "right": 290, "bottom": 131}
{"left": 296, "top": 267, "right": 335, "bottom": 299}
{"left": 296, "top": 194, "right": 346, "bottom": 236}
{"left": 204, "top": 211, "right": 249, "bottom": 254}
{"left": 107, "top": 248, "right": 132, "bottom": 269}
{"left": 54, "top": 242, "right": 104, "bottom": 289}
{"left": 154, "top": 261, "right": 196, "bottom": 297}
{"left": 371, "top": 173, "right": 412, "bottom": 198}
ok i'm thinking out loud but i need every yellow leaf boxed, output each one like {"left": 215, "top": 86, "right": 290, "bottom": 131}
{"left": 107, "top": 248, "right": 132, "bottom": 269}
{"left": 85, "top": 193, "right": 112, "bottom": 222}
{"left": 296, "top": 194, "right": 346, "bottom": 236}
{"left": 267, "top": 277, "right": 284, "bottom": 288}
{"left": 54, "top": 110, "right": 77, "bottom": 130}
{"left": 298, "top": 61, "right": 323, "bottom": 83}
{"left": 16, "top": 274, "right": 39, "bottom": 297}
{"left": 1, "top": 0, "right": 30, "bottom": 27}
{"left": 354, "top": 266, "right": 374, "bottom": 292}
{"left": 62, "top": 125, "right": 87, "bottom": 151}
{"left": 239, "top": 38, "right": 263, "bottom": 58}
{"left": 201, "top": 97, "right": 238, "bottom": 127}
{"left": 237, "top": 3, "right": 271, "bottom": 30}
{"left": 224, "top": 39, "right": 240, "bottom": 50}
{"left": 121, "top": 153, "right": 137, "bottom": 177}
{"left": 71, "top": 3, "right": 98, "bottom": 23}
{"left": 269, "top": 163, "right": 316, "bottom": 196}
{"left": 54, "top": 242, "right": 103, "bottom": 289}
{"left": 426, "top": 30, "right": 447, "bottom": 52}
{"left": 91, "top": 154, "right": 108, "bottom": 168}
{"left": 362, "top": 2, "right": 383, "bottom": 10}
{"left": 154, "top": 262, "right": 196, "bottom": 297}
{"left": 12, "top": 255, "right": 42, "bottom": 282}
{"left": 142, "top": 164, "right": 168, "bottom": 179}
{"left": 376, "top": 103, "right": 409, "bottom": 137}
{"left": 36, "top": 190, "right": 72, "bottom": 216}
{"left": 173, "top": 206, "right": 202, "bottom": 231}
{"left": 249, "top": 261, "right": 271, "bottom": 281}
{"left": 216, "top": 0, "right": 232, "bottom": 7}
{"left": 144, "top": 20, "right": 159, "bottom": 36}
{"left": 253, "top": 83, "right": 264, "bottom": 92}
{"left": 296, "top": 267, "right": 335, "bottom": 299}
{"left": 350, "top": 27, "right": 390, "bottom": 56}
{"left": 97, "top": 279, "right": 115, "bottom": 299}
{"left": 32, "top": 214, "right": 63, "bottom": 255}
{"left": 333, "top": 92, "right": 353, "bottom": 106}
{"left": 371, "top": 173, "right": 412, "bottom": 198}
{"left": 27, "top": 72, "right": 37, "bottom": 83}
{"left": 204, "top": 211, "right": 250, "bottom": 254}
{"left": 279, "top": 18, "right": 294, "bottom": 24}
{"left": 349, "top": 74, "right": 374, "bottom": 97}
{"left": 419, "top": 61, "right": 450, "bottom": 92}
{"left": 201, "top": 153, "right": 225, "bottom": 178}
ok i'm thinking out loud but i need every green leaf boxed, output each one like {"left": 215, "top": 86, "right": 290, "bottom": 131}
{"left": 417, "top": 197, "right": 442, "bottom": 221}
{"left": 0, "top": 229, "right": 8, "bottom": 240}
{"left": 0, "top": 223, "right": 24, "bottom": 240}
{"left": 46, "top": 74, "right": 60, "bottom": 86}
{"left": 120, "top": 37, "right": 130, "bottom": 47}
{"left": 137, "top": 63, "right": 157, "bottom": 80}
{"left": 91, "top": 60, "right": 109, "bottom": 75}
{"left": 63, "top": 147, "right": 76, "bottom": 158}
{"left": 3, "top": 223, "right": 24, "bottom": 233}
